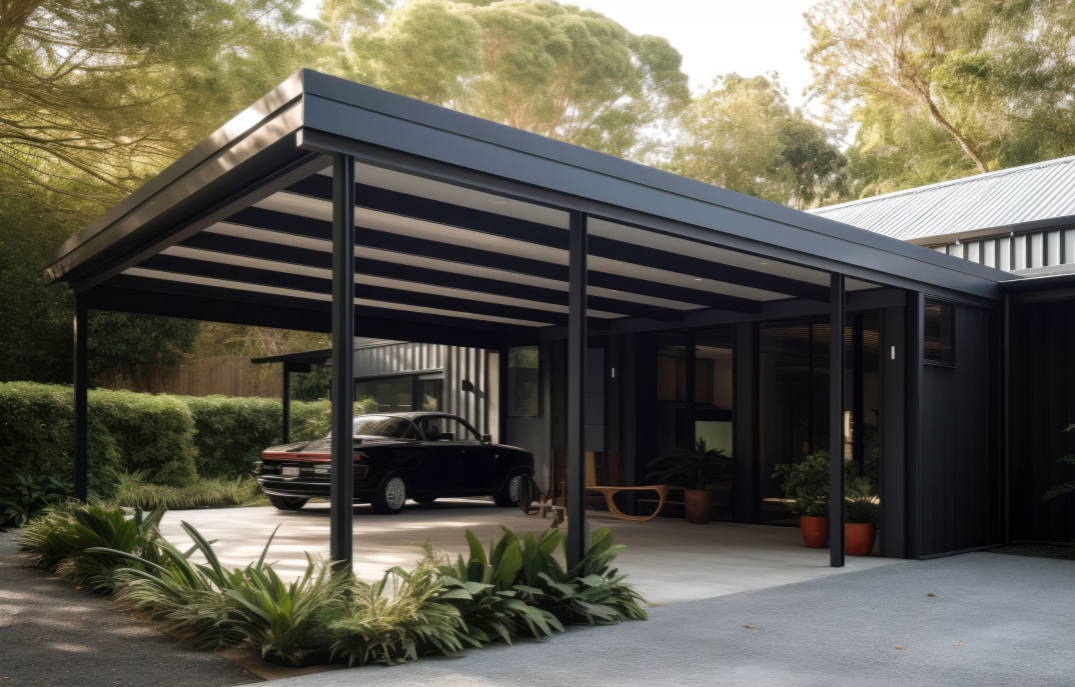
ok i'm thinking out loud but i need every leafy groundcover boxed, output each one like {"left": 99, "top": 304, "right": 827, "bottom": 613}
{"left": 18, "top": 501, "right": 646, "bottom": 667}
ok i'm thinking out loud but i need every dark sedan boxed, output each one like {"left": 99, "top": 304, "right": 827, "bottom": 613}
{"left": 254, "top": 412, "right": 534, "bottom": 514}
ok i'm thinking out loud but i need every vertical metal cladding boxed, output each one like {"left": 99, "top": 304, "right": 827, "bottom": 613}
{"left": 351, "top": 341, "right": 490, "bottom": 434}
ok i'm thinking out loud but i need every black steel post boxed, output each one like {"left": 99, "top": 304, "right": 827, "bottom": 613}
{"left": 684, "top": 331, "right": 696, "bottom": 449}
{"left": 73, "top": 293, "right": 88, "bottom": 502}
{"left": 829, "top": 273, "right": 846, "bottom": 567}
{"left": 282, "top": 362, "right": 292, "bottom": 444}
{"left": 330, "top": 152, "right": 356, "bottom": 572}
{"left": 1003, "top": 293, "right": 1011, "bottom": 545}
{"left": 852, "top": 314, "right": 864, "bottom": 476}
{"left": 566, "top": 211, "right": 588, "bottom": 569}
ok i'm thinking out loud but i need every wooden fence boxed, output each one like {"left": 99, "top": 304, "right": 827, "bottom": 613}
{"left": 97, "top": 356, "right": 282, "bottom": 398}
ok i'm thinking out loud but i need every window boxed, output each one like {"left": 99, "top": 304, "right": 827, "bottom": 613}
{"left": 508, "top": 345, "right": 541, "bottom": 417}
{"left": 351, "top": 415, "right": 418, "bottom": 439}
{"left": 418, "top": 416, "right": 480, "bottom": 442}
{"left": 418, "top": 377, "right": 443, "bottom": 412}
{"left": 924, "top": 299, "right": 955, "bottom": 365}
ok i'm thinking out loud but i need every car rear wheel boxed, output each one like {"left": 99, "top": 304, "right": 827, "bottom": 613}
{"left": 493, "top": 475, "right": 522, "bottom": 507}
{"left": 371, "top": 474, "right": 407, "bottom": 515}
{"left": 268, "top": 495, "right": 308, "bottom": 511}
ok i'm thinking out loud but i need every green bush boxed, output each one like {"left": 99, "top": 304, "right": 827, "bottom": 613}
{"left": 92, "top": 389, "right": 198, "bottom": 486}
{"left": 183, "top": 396, "right": 286, "bottom": 478}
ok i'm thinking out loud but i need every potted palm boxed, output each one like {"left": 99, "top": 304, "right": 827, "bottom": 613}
{"left": 844, "top": 476, "right": 879, "bottom": 556}
{"left": 647, "top": 439, "right": 735, "bottom": 524}
{"left": 774, "top": 451, "right": 830, "bottom": 548}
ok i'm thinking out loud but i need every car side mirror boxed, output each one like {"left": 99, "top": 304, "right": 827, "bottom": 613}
{"left": 439, "top": 431, "right": 455, "bottom": 441}
{"left": 481, "top": 434, "right": 492, "bottom": 443}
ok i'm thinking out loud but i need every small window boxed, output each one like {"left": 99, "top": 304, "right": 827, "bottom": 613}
{"left": 924, "top": 299, "right": 955, "bottom": 365}
{"left": 508, "top": 345, "right": 541, "bottom": 417}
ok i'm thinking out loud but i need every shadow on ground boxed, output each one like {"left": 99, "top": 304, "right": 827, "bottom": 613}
{"left": 0, "top": 530, "right": 260, "bottom": 687}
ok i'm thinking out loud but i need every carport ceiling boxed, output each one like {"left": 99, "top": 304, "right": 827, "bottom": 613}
{"left": 47, "top": 70, "right": 1007, "bottom": 344}
{"left": 101, "top": 159, "right": 878, "bottom": 336}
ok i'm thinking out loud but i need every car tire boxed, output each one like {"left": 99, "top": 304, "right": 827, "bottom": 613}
{"left": 412, "top": 495, "right": 437, "bottom": 504}
{"left": 371, "top": 474, "right": 408, "bottom": 515}
{"left": 493, "top": 475, "right": 523, "bottom": 507}
{"left": 268, "top": 494, "right": 308, "bottom": 511}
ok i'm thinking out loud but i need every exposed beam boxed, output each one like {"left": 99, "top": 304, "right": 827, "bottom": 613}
{"left": 188, "top": 212, "right": 764, "bottom": 312}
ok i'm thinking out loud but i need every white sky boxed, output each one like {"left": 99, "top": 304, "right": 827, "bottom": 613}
{"left": 298, "top": 0, "right": 818, "bottom": 108}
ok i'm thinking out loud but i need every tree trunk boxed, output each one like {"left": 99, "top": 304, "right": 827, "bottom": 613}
{"left": 917, "top": 86, "right": 987, "bottom": 174}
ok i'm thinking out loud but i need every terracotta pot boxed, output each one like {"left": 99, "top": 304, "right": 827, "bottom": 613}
{"left": 799, "top": 515, "right": 830, "bottom": 548}
{"left": 845, "top": 523, "right": 876, "bottom": 556}
{"left": 684, "top": 489, "right": 712, "bottom": 524}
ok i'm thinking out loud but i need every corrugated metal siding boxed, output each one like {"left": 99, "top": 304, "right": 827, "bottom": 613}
{"left": 353, "top": 342, "right": 445, "bottom": 376}
{"left": 443, "top": 346, "right": 492, "bottom": 436}
{"left": 1009, "top": 298, "right": 1075, "bottom": 542}
{"left": 812, "top": 155, "right": 1075, "bottom": 242}
{"left": 918, "top": 303, "right": 998, "bottom": 556}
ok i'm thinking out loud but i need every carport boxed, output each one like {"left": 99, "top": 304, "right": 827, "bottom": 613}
{"left": 47, "top": 70, "right": 1006, "bottom": 570}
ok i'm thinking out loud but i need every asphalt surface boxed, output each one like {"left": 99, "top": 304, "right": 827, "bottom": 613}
{"left": 0, "top": 529, "right": 260, "bottom": 687}
{"left": 265, "top": 552, "right": 1075, "bottom": 687}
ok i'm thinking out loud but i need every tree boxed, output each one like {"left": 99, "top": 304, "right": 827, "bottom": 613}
{"left": 0, "top": 0, "right": 318, "bottom": 219}
{"left": 668, "top": 74, "right": 843, "bottom": 207}
{"left": 806, "top": 0, "right": 992, "bottom": 174}
{"left": 323, "top": 0, "right": 690, "bottom": 158}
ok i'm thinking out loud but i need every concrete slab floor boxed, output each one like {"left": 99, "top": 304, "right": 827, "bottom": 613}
{"left": 159, "top": 501, "right": 900, "bottom": 606}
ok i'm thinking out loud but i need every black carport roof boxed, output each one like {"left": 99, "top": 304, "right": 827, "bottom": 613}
{"left": 47, "top": 69, "right": 1011, "bottom": 347}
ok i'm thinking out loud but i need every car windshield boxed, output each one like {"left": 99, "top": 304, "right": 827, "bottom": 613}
{"left": 350, "top": 415, "right": 416, "bottom": 439}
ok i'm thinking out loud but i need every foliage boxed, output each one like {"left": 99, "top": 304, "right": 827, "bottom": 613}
{"left": 647, "top": 438, "right": 736, "bottom": 491}
{"left": 317, "top": 561, "right": 470, "bottom": 666}
{"left": 669, "top": 74, "right": 844, "bottom": 208}
{"left": 296, "top": 397, "right": 380, "bottom": 440}
{"left": 328, "top": 0, "right": 690, "bottom": 158}
{"left": 0, "top": 471, "right": 72, "bottom": 526}
{"left": 844, "top": 476, "right": 879, "bottom": 524}
{"left": 1042, "top": 424, "right": 1075, "bottom": 502}
{"left": 184, "top": 396, "right": 291, "bottom": 478}
{"left": 774, "top": 450, "right": 831, "bottom": 517}
{"left": 108, "top": 469, "right": 262, "bottom": 510}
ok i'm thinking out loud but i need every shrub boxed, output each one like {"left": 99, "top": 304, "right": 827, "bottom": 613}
{"left": 92, "top": 390, "right": 198, "bottom": 486}
{"left": 0, "top": 471, "right": 72, "bottom": 526}
{"left": 183, "top": 396, "right": 286, "bottom": 478}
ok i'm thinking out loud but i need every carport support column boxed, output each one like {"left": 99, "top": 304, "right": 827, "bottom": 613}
{"left": 282, "top": 362, "right": 292, "bottom": 444}
{"left": 330, "top": 152, "right": 356, "bottom": 573}
{"left": 829, "top": 273, "right": 845, "bottom": 567}
{"left": 566, "top": 211, "right": 588, "bottom": 569}
{"left": 73, "top": 293, "right": 88, "bottom": 502}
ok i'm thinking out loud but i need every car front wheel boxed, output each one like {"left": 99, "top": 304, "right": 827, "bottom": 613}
{"left": 371, "top": 474, "right": 407, "bottom": 515}
{"left": 493, "top": 475, "right": 522, "bottom": 507}
{"left": 268, "top": 494, "right": 308, "bottom": 511}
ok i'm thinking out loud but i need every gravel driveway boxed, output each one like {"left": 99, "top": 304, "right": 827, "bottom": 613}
{"left": 0, "top": 529, "right": 259, "bottom": 687}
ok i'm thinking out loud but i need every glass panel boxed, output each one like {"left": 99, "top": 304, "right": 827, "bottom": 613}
{"left": 355, "top": 376, "right": 413, "bottom": 413}
{"left": 508, "top": 346, "right": 541, "bottom": 417}
{"left": 418, "top": 377, "right": 443, "bottom": 411}
{"left": 924, "top": 299, "right": 955, "bottom": 365}
{"left": 419, "top": 416, "right": 479, "bottom": 441}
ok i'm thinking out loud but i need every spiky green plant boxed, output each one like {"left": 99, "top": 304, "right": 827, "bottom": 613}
{"left": 647, "top": 438, "right": 735, "bottom": 490}
{"left": 0, "top": 471, "right": 72, "bottom": 526}
{"left": 317, "top": 558, "right": 470, "bottom": 666}
{"left": 431, "top": 529, "right": 563, "bottom": 645}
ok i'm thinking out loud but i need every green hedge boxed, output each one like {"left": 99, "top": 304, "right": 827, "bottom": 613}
{"left": 0, "top": 383, "right": 378, "bottom": 487}
{"left": 0, "top": 383, "right": 196, "bottom": 487}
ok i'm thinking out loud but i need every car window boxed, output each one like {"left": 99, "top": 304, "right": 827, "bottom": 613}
{"left": 351, "top": 415, "right": 417, "bottom": 439}
{"left": 418, "top": 417, "right": 479, "bottom": 441}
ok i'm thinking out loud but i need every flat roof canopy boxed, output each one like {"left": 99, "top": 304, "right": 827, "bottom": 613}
{"left": 48, "top": 70, "right": 1009, "bottom": 347}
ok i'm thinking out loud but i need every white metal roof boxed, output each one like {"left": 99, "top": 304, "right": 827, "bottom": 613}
{"left": 811, "top": 155, "right": 1075, "bottom": 242}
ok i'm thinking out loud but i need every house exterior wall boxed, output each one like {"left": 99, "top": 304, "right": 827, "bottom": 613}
{"left": 1009, "top": 297, "right": 1075, "bottom": 543}
{"left": 928, "top": 228, "right": 1075, "bottom": 273}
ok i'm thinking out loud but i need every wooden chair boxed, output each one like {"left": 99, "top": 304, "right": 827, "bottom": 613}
{"left": 585, "top": 452, "right": 669, "bottom": 522}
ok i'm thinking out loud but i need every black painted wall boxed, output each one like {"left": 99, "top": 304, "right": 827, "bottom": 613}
{"left": 916, "top": 301, "right": 1000, "bottom": 556}
{"left": 1009, "top": 297, "right": 1075, "bottom": 542}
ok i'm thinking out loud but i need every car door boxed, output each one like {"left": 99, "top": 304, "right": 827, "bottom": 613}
{"left": 415, "top": 416, "right": 464, "bottom": 495}
{"left": 443, "top": 417, "right": 499, "bottom": 493}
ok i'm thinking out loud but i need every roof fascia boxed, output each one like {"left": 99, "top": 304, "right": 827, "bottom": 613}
{"left": 299, "top": 70, "right": 1006, "bottom": 293}
{"left": 905, "top": 215, "right": 1075, "bottom": 247}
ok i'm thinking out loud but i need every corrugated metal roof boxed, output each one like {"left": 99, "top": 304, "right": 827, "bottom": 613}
{"left": 811, "top": 154, "right": 1075, "bottom": 241}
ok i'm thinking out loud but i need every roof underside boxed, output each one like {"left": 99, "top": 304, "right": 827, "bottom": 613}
{"left": 46, "top": 70, "right": 1009, "bottom": 346}
{"left": 812, "top": 155, "right": 1075, "bottom": 243}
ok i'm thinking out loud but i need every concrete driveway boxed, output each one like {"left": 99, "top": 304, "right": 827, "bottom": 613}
{"left": 160, "top": 500, "right": 898, "bottom": 606}
{"left": 262, "top": 552, "right": 1075, "bottom": 687}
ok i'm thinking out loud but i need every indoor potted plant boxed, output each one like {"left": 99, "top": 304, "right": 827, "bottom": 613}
{"left": 844, "top": 476, "right": 879, "bottom": 556}
{"left": 774, "top": 451, "right": 830, "bottom": 548}
{"left": 647, "top": 439, "right": 735, "bottom": 524}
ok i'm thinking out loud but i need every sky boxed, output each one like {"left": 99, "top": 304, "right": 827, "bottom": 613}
{"left": 298, "top": 0, "right": 819, "bottom": 108}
